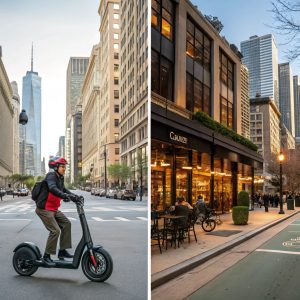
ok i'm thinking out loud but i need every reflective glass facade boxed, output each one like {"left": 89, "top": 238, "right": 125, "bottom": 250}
{"left": 22, "top": 71, "right": 41, "bottom": 176}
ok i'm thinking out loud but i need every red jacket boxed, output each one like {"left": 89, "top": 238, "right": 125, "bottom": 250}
{"left": 37, "top": 170, "right": 71, "bottom": 211}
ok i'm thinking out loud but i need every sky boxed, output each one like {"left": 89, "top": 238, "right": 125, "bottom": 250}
{"left": 194, "top": 0, "right": 300, "bottom": 75}
{"left": 0, "top": 0, "right": 99, "bottom": 162}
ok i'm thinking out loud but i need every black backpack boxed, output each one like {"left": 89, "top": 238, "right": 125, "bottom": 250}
{"left": 31, "top": 180, "right": 48, "bottom": 202}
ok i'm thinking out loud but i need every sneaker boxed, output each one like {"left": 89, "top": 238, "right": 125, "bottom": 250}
{"left": 42, "top": 253, "right": 55, "bottom": 266}
{"left": 58, "top": 249, "right": 74, "bottom": 259}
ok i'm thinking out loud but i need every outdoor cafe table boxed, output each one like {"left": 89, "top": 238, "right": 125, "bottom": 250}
{"left": 160, "top": 215, "right": 186, "bottom": 249}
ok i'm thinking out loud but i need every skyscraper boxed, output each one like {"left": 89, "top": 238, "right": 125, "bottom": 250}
{"left": 241, "top": 34, "right": 279, "bottom": 107}
{"left": 21, "top": 46, "right": 42, "bottom": 176}
{"left": 293, "top": 75, "right": 300, "bottom": 143}
{"left": 65, "top": 57, "right": 88, "bottom": 180}
{"left": 57, "top": 136, "right": 65, "bottom": 157}
{"left": 278, "top": 63, "right": 295, "bottom": 137}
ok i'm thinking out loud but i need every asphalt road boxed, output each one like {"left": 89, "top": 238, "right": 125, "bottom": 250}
{"left": 0, "top": 190, "right": 148, "bottom": 300}
{"left": 188, "top": 217, "right": 300, "bottom": 300}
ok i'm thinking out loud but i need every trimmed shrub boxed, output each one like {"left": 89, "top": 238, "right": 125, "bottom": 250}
{"left": 232, "top": 206, "right": 249, "bottom": 225}
{"left": 193, "top": 111, "right": 258, "bottom": 152}
{"left": 238, "top": 191, "right": 250, "bottom": 207}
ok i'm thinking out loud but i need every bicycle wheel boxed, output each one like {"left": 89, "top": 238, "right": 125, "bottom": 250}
{"left": 201, "top": 218, "right": 216, "bottom": 232}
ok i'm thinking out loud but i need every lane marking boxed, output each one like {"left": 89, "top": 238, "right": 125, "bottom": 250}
{"left": 68, "top": 217, "right": 77, "bottom": 221}
{"left": 136, "top": 217, "right": 148, "bottom": 221}
{"left": 115, "top": 217, "right": 130, "bottom": 221}
{"left": 256, "top": 249, "right": 300, "bottom": 255}
{"left": 0, "top": 219, "right": 31, "bottom": 221}
{"left": 91, "top": 217, "right": 119, "bottom": 222}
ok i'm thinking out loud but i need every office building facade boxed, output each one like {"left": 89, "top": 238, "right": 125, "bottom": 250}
{"left": 119, "top": 0, "right": 148, "bottom": 190}
{"left": 293, "top": 75, "right": 300, "bottom": 143}
{"left": 241, "top": 64, "right": 250, "bottom": 139}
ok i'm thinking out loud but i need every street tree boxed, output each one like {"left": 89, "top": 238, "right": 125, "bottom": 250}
{"left": 108, "top": 164, "right": 121, "bottom": 187}
{"left": 270, "top": 0, "right": 300, "bottom": 61}
{"left": 119, "top": 164, "right": 131, "bottom": 188}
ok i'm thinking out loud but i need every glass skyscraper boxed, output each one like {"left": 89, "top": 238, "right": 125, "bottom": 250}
{"left": 278, "top": 63, "right": 295, "bottom": 137}
{"left": 241, "top": 34, "right": 279, "bottom": 107}
{"left": 21, "top": 54, "right": 42, "bottom": 176}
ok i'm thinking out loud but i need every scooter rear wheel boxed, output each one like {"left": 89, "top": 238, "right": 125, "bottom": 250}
{"left": 82, "top": 248, "right": 113, "bottom": 282}
{"left": 13, "top": 247, "right": 38, "bottom": 276}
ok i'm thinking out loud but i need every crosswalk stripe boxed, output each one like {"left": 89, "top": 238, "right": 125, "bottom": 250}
{"left": 115, "top": 217, "right": 130, "bottom": 222}
{"left": 68, "top": 217, "right": 77, "bottom": 221}
{"left": 0, "top": 219, "right": 31, "bottom": 221}
{"left": 136, "top": 217, "right": 147, "bottom": 221}
{"left": 91, "top": 217, "right": 118, "bottom": 222}
{"left": 0, "top": 205, "right": 14, "bottom": 211}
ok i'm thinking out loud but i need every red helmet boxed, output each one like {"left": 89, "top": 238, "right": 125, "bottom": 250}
{"left": 48, "top": 156, "right": 68, "bottom": 169}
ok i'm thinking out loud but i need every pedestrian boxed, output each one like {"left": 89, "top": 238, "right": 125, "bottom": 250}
{"left": 35, "top": 156, "right": 79, "bottom": 266}
{"left": 263, "top": 193, "right": 269, "bottom": 212}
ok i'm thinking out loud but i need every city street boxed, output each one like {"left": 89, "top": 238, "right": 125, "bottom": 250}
{"left": 0, "top": 191, "right": 148, "bottom": 300}
{"left": 188, "top": 217, "right": 300, "bottom": 300}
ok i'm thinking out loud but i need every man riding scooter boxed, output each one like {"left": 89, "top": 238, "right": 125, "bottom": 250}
{"left": 35, "top": 156, "right": 78, "bottom": 266}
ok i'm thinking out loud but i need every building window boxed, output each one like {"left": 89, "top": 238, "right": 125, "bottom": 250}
{"left": 113, "top": 13, "right": 119, "bottom": 20}
{"left": 186, "top": 18, "right": 211, "bottom": 71}
{"left": 151, "top": 49, "right": 173, "bottom": 101}
{"left": 114, "top": 90, "right": 119, "bottom": 99}
{"left": 113, "top": 33, "right": 119, "bottom": 40}
{"left": 113, "top": 43, "right": 119, "bottom": 50}
{"left": 113, "top": 3, "right": 119, "bottom": 9}
{"left": 151, "top": 0, "right": 175, "bottom": 41}
{"left": 114, "top": 53, "right": 119, "bottom": 59}
{"left": 114, "top": 119, "right": 119, "bottom": 127}
{"left": 114, "top": 77, "right": 119, "bottom": 85}
{"left": 113, "top": 23, "right": 119, "bottom": 29}
{"left": 220, "top": 51, "right": 234, "bottom": 129}
{"left": 114, "top": 64, "right": 119, "bottom": 71}
{"left": 115, "top": 148, "right": 120, "bottom": 155}
{"left": 185, "top": 18, "right": 211, "bottom": 114}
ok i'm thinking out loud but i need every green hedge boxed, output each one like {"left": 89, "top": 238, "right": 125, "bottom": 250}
{"left": 238, "top": 191, "right": 250, "bottom": 207}
{"left": 232, "top": 206, "right": 249, "bottom": 225}
{"left": 194, "top": 111, "right": 258, "bottom": 152}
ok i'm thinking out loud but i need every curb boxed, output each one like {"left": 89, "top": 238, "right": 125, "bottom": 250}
{"left": 151, "top": 210, "right": 300, "bottom": 289}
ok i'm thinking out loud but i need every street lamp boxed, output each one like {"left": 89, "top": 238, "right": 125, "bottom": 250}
{"left": 278, "top": 152, "right": 285, "bottom": 214}
{"left": 103, "top": 134, "right": 119, "bottom": 196}
{"left": 19, "top": 109, "right": 28, "bottom": 175}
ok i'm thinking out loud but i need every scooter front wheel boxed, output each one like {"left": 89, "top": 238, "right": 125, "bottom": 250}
{"left": 13, "top": 247, "right": 38, "bottom": 276}
{"left": 82, "top": 248, "right": 113, "bottom": 282}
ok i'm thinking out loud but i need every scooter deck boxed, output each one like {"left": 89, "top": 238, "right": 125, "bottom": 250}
{"left": 34, "top": 259, "right": 78, "bottom": 269}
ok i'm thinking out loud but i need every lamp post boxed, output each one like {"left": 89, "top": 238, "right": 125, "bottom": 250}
{"left": 103, "top": 134, "right": 119, "bottom": 196}
{"left": 278, "top": 152, "right": 285, "bottom": 214}
{"left": 19, "top": 109, "right": 28, "bottom": 175}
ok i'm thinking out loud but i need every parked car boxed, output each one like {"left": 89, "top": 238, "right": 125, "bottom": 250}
{"left": 91, "top": 188, "right": 96, "bottom": 195}
{"left": 99, "top": 189, "right": 106, "bottom": 197}
{"left": 106, "top": 189, "right": 118, "bottom": 199}
{"left": 94, "top": 188, "right": 101, "bottom": 196}
{"left": 85, "top": 186, "right": 91, "bottom": 192}
{"left": 117, "top": 189, "right": 136, "bottom": 201}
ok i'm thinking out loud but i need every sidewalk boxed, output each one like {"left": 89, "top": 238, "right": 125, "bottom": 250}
{"left": 0, "top": 194, "right": 20, "bottom": 202}
{"left": 152, "top": 205, "right": 300, "bottom": 288}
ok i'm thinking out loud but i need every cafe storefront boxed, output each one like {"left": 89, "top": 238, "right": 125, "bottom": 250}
{"left": 151, "top": 104, "right": 263, "bottom": 212}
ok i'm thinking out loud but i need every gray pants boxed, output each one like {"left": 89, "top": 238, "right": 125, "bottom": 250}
{"left": 36, "top": 208, "right": 72, "bottom": 255}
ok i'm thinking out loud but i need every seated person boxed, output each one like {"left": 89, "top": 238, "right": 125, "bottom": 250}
{"left": 175, "top": 196, "right": 193, "bottom": 210}
{"left": 195, "top": 195, "right": 212, "bottom": 216}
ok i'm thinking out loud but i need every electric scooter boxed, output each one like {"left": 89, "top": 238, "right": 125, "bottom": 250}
{"left": 12, "top": 196, "right": 113, "bottom": 282}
